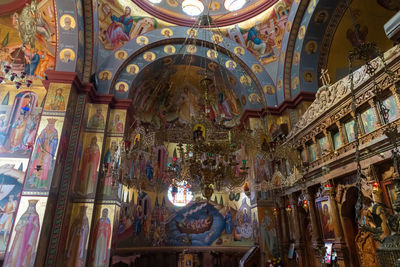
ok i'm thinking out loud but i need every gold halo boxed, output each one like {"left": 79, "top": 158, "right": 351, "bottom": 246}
{"left": 136, "top": 36, "right": 149, "bottom": 46}
{"left": 59, "top": 49, "right": 75, "bottom": 62}
{"left": 207, "top": 49, "right": 218, "bottom": 59}
{"left": 115, "top": 50, "right": 128, "bottom": 60}
{"left": 234, "top": 46, "right": 244, "bottom": 56}
{"left": 225, "top": 60, "right": 237, "bottom": 69}
{"left": 60, "top": 14, "right": 76, "bottom": 30}
{"left": 161, "top": 28, "right": 173, "bottom": 38}
{"left": 143, "top": 51, "right": 156, "bottom": 62}
{"left": 187, "top": 28, "right": 198, "bottom": 37}
{"left": 164, "top": 45, "right": 176, "bottom": 54}
{"left": 126, "top": 64, "right": 139, "bottom": 75}
{"left": 115, "top": 81, "right": 129, "bottom": 93}
{"left": 99, "top": 70, "right": 112, "bottom": 80}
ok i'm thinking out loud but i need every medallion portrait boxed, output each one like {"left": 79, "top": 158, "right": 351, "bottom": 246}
{"left": 136, "top": 36, "right": 149, "bottom": 46}
{"left": 164, "top": 45, "right": 176, "bottom": 55}
{"left": 115, "top": 82, "right": 129, "bottom": 93}
{"left": 161, "top": 28, "right": 173, "bottom": 38}
{"left": 126, "top": 64, "right": 139, "bottom": 75}
{"left": 115, "top": 50, "right": 128, "bottom": 60}
{"left": 60, "top": 49, "right": 75, "bottom": 63}
{"left": 143, "top": 51, "right": 156, "bottom": 62}
{"left": 60, "top": 14, "right": 76, "bottom": 31}
{"left": 99, "top": 70, "right": 112, "bottom": 81}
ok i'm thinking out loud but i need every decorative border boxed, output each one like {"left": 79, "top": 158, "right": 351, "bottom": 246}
{"left": 45, "top": 93, "right": 86, "bottom": 265}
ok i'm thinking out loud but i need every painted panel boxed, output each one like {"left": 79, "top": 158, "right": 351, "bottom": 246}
{"left": 317, "top": 199, "right": 335, "bottom": 240}
{"left": 344, "top": 120, "right": 355, "bottom": 143}
{"left": 382, "top": 95, "right": 398, "bottom": 123}
{"left": 361, "top": 108, "right": 377, "bottom": 134}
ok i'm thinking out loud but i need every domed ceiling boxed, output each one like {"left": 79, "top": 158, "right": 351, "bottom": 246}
{"left": 131, "top": 0, "right": 280, "bottom": 27}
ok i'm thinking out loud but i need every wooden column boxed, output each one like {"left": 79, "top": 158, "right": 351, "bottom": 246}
{"left": 277, "top": 197, "right": 291, "bottom": 266}
{"left": 325, "top": 184, "right": 350, "bottom": 267}
{"left": 289, "top": 193, "right": 309, "bottom": 267}
{"left": 305, "top": 188, "right": 325, "bottom": 266}
{"left": 336, "top": 121, "right": 346, "bottom": 147}
{"left": 390, "top": 86, "right": 400, "bottom": 110}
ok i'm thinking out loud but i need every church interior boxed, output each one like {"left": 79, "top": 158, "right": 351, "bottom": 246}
{"left": 0, "top": 0, "right": 399, "bottom": 266}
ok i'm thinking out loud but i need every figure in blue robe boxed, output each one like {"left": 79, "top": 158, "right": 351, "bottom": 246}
{"left": 225, "top": 210, "right": 232, "bottom": 234}
{"left": 25, "top": 52, "right": 40, "bottom": 75}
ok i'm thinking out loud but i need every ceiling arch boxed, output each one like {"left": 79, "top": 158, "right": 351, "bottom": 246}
{"left": 95, "top": 26, "right": 278, "bottom": 107}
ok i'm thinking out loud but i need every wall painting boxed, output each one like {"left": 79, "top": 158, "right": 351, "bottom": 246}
{"left": 360, "top": 108, "right": 376, "bottom": 134}
{"left": 316, "top": 199, "right": 335, "bottom": 240}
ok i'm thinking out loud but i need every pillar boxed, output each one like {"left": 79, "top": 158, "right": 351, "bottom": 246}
{"left": 325, "top": 184, "right": 350, "bottom": 267}
{"left": 277, "top": 197, "right": 291, "bottom": 267}
{"left": 289, "top": 193, "right": 309, "bottom": 267}
{"left": 86, "top": 105, "right": 130, "bottom": 267}
{"left": 390, "top": 86, "right": 400, "bottom": 110}
{"left": 305, "top": 187, "right": 325, "bottom": 266}
{"left": 336, "top": 121, "right": 346, "bottom": 147}
{"left": 3, "top": 71, "right": 85, "bottom": 267}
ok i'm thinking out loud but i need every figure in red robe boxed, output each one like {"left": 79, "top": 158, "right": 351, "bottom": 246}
{"left": 27, "top": 118, "right": 59, "bottom": 189}
{"left": 76, "top": 136, "right": 100, "bottom": 195}
{"left": 91, "top": 208, "right": 111, "bottom": 267}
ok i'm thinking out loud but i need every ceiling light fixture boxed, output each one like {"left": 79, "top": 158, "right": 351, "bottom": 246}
{"left": 224, "top": 0, "right": 246, "bottom": 11}
{"left": 148, "top": 0, "right": 162, "bottom": 3}
{"left": 182, "top": 0, "right": 204, "bottom": 16}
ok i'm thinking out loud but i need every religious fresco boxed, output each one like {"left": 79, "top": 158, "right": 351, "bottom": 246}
{"left": 107, "top": 109, "right": 126, "bottom": 134}
{"left": 239, "top": 0, "right": 293, "bottom": 66}
{"left": 308, "top": 143, "right": 317, "bottom": 162}
{"left": 25, "top": 116, "right": 63, "bottom": 191}
{"left": 131, "top": 63, "right": 243, "bottom": 129}
{"left": 344, "top": 120, "right": 356, "bottom": 143}
{"left": 0, "top": 0, "right": 56, "bottom": 80}
{"left": 318, "top": 136, "right": 329, "bottom": 155}
{"left": 332, "top": 131, "right": 342, "bottom": 150}
{"left": 64, "top": 203, "right": 94, "bottom": 267}
{"left": 43, "top": 83, "right": 71, "bottom": 112}
{"left": 258, "top": 207, "right": 279, "bottom": 261}
{"left": 317, "top": 199, "right": 335, "bottom": 240}
{"left": 87, "top": 104, "right": 108, "bottom": 130}
{"left": 89, "top": 204, "right": 115, "bottom": 267}
{"left": 361, "top": 108, "right": 377, "bottom": 134}
{"left": 117, "top": 188, "right": 258, "bottom": 248}
{"left": 4, "top": 196, "right": 47, "bottom": 267}
{"left": 74, "top": 133, "right": 104, "bottom": 196}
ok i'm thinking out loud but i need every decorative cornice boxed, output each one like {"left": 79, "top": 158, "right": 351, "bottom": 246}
{"left": 286, "top": 45, "right": 400, "bottom": 141}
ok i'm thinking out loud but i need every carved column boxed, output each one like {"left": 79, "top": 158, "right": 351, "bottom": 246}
{"left": 277, "top": 197, "right": 291, "bottom": 266}
{"left": 390, "top": 86, "right": 400, "bottom": 110}
{"left": 323, "top": 128, "right": 334, "bottom": 153}
{"left": 336, "top": 121, "right": 346, "bottom": 147}
{"left": 289, "top": 193, "right": 309, "bottom": 267}
{"left": 325, "top": 184, "right": 350, "bottom": 267}
{"left": 312, "top": 136, "right": 321, "bottom": 161}
{"left": 305, "top": 188, "right": 325, "bottom": 265}
{"left": 368, "top": 99, "right": 382, "bottom": 127}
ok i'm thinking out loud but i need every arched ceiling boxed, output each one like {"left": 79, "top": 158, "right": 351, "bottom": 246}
{"left": 95, "top": 26, "right": 278, "bottom": 108}
{"left": 131, "top": 0, "right": 280, "bottom": 27}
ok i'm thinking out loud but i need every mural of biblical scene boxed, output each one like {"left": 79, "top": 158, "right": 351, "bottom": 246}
{"left": 74, "top": 133, "right": 104, "bottom": 196}
{"left": 361, "top": 108, "right": 376, "bottom": 134}
{"left": 318, "top": 136, "right": 329, "bottom": 155}
{"left": 344, "top": 120, "right": 356, "bottom": 143}
{"left": 87, "top": 104, "right": 108, "bottom": 130}
{"left": 258, "top": 207, "right": 279, "bottom": 262}
{"left": 332, "top": 131, "right": 342, "bottom": 150}
{"left": 64, "top": 203, "right": 94, "bottom": 267}
{"left": 0, "top": 0, "right": 56, "bottom": 80}
{"left": 99, "top": 137, "right": 123, "bottom": 198}
{"left": 254, "top": 153, "right": 272, "bottom": 183}
{"left": 382, "top": 95, "right": 399, "bottom": 123}
{"left": 117, "top": 187, "right": 259, "bottom": 248}
{"left": 89, "top": 205, "right": 115, "bottom": 267}
{"left": 239, "top": 0, "right": 293, "bottom": 65}
{"left": 0, "top": 86, "right": 46, "bottom": 157}
{"left": 43, "top": 83, "right": 71, "bottom": 112}
{"left": 25, "top": 116, "right": 63, "bottom": 191}
{"left": 98, "top": 2, "right": 158, "bottom": 50}
{"left": 308, "top": 143, "right": 317, "bottom": 162}
{"left": 107, "top": 109, "right": 126, "bottom": 134}
{"left": 4, "top": 196, "right": 47, "bottom": 267}
{"left": 317, "top": 199, "right": 335, "bottom": 240}
{"left": 132, "top": 64, "right": 242, "bottom": 129}
{"left": 0, "top": 159, "right": 27, "bottom": 253}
